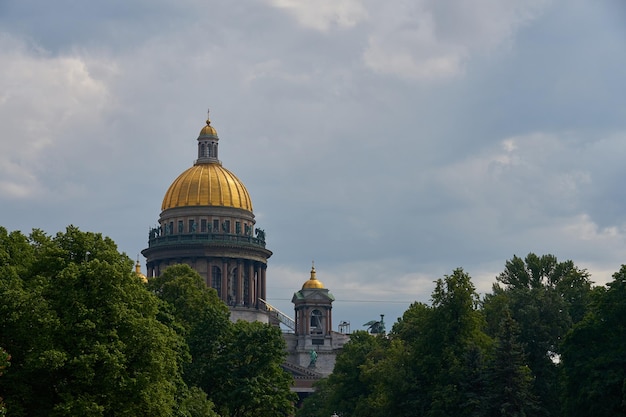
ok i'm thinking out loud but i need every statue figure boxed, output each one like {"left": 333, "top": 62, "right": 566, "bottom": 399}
{"left": 309, "top": 349, "right": 318, "bottom": 368}
{"left": 363, "top": 314, "right": 386, "bottom": 334}
{"left": 255, "top": 228, "right": 265, "bottom": 241}
{"left": 191, "top": 221, "right": 197, "bottom": 233}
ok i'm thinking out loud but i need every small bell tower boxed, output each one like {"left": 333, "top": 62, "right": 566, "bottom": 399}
{"left": 288, "top": 263, "right": 348, "bottom": 375}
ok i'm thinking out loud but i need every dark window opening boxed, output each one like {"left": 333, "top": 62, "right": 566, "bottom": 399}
{"left": 212, "top": 266, "right": 222, "bottom": 295}
{"left": 310, "top": 309, "right": 323, "bottom": 334}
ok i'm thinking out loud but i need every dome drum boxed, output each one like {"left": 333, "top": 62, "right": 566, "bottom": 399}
{"left": 142, "top": 244, "right": 272, "bottom": 265}
{"left": 145, "top": 232, "right": 271, "bottom": 255}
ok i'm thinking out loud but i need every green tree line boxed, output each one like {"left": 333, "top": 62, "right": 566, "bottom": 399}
{"left": 298, "top": 255, "right": 626, "bottom": 417}
{"left": 0, "top": 226, "right": 295, "bottom": 416}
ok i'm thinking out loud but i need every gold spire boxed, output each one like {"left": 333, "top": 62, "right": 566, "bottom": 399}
{"left": 135, "top": 257, "right": 147, "bottom": 283}
{"left": 199, "top": 108, "right": 218, "bottom": 137}
{"left": 302, "top": 261, "right": 324, "bottom": 289}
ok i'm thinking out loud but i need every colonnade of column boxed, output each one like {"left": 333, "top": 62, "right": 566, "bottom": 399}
{"left": 146, "top": 258, "right": 267, "bottom": 308}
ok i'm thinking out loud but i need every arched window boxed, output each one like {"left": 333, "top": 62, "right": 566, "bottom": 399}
{"left": 212, "top": 266, "right": 222, "bottom": 296}
{"left": 310, "top": 309, "right": 323, "bottom": 334}
{"left": 228, "top": 267, "right": 238, "bottom": 306}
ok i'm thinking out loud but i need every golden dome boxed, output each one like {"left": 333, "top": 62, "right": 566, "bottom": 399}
{"left": 135, "top": 259, "right": 147, "bottom": 283}
{"left": 302, "top": 265, "right": 325, "bottom": 289}
{"left": 162, "top": 162, "right": 253, "bottom": 211}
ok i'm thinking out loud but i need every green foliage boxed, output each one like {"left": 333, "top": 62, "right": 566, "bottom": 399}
{"left": 0, "top": 347, "right": 9, "bottom": 417}
{"left": 0, "top": 226, "right": 187, "bottom": 416}
{"left": 301, "top": 269, "right": 494, "bottom": 417}
{"left": 484, "top": 253, "right": 593, "bottom": 416}
{"left": 484, "top": 309, "right": 538, "bottom": 417}
{"left": 211, "top": 320, "right": 296, "bottom": 417}
{"left": 149, "top": 264, "right": 296, "bottom": 417}
{"left": 296, "top": 378, "right": 334, "bottom": 417}
{"left": 561, "top": 266, "right": 626, "bottom": 417}
{"left": 297, "top": 331, "right": 388, "bottom": 417}
{"left": 176, "top": 386, "right": 219, "bottom": 417}
{"left": 295, "top": 256, "right": 605, "bottom": 417}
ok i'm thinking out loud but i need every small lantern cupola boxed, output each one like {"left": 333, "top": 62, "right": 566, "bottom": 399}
{"left": 196, "top": 108, "right": 220, "bottom": 164}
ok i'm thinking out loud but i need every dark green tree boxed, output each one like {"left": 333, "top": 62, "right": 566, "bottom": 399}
{"left": 561, "top": 266, "right": 626, "bottom": 417}
{"left": 368, "top": 269, "right": 491, "bottom": 417}
{"left": 211, "top": 320, "right": 296, "bottom": 417}
{"left": 296, "top": 378, "right": 334, "bottom": 417}
{"left": 426, "top": 268, "right": 491, "bottom": 417}
{"left": 0, "top": 347, "right": 9, "bottom": 417}
{"left": 0, "top": 226, "right": 187, "bottom": 416}
{"left": 149, "top": 264, "right": 295, "bottom": 417}
{"left": 146, "top": 263, "right": 230, "bottom": 394}
{"left": 484, "top": 253, "right": 592, "bottom": 416}
{"left": 297, "top": 331, "right": 387, "bottom": 417}
{"left": 484, "top": 309, "right": 538, "bottom": 417}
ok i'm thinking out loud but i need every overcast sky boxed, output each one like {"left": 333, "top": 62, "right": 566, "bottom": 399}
{"left": 2, "top": 0, "right": 626, "bottom": 331}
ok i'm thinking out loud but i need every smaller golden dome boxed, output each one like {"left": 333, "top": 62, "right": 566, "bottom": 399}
{"left": 199, "top": 119, "right": 218, "bottom": 137}
{"left": 135, "top": 259, "right": 147, "bottom": 283}
{"left": 302, "top": 264, "right": 324, "bottom": 289}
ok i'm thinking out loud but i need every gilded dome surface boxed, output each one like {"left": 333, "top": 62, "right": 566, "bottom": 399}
{"left": 161, "top": 162, "right": 253, "bottom": 211}
{"left": 302, "top": 266, "right": 324, "bottom": 289}
{"left": 199, "top": 120, "right": 218, "bottom": 137}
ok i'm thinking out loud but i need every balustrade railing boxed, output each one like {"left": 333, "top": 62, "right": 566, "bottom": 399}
{"left": 147, "top": 232, "right": 266, "bottom": 248}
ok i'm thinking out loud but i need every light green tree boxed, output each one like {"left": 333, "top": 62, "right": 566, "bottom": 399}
{"left": 0, "top": 226, "right": 188, "bottom": 416}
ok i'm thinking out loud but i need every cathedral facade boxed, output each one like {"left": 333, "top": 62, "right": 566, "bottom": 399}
{"left": 142, "top": 112, "right": 349, "bottom": 394}
{"left": 141, "top": 113, "right": 272, "bottom": 322}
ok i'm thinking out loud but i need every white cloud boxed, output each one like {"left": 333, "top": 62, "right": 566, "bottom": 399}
{"left": 0, "top": 35, "right": 110, "bottom": 199}
{"left": 265, "top": 0, "right": 369, "bottom": 31}
{"left": 363, "top": 0, "right": 550, "bottom": 80}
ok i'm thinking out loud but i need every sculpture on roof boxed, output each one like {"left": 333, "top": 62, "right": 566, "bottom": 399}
{"left": 363, "top": 314, "right": 385, "bottom": 334}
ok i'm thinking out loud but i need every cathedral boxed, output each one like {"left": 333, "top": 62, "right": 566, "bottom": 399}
{"left": 141, "top": 111, "right": 350, "bottom": 394}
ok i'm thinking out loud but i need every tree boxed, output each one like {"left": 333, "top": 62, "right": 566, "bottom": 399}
{"left": 149, "top": 264, "right": 296, "bottom": 417}
{"left": 561, "top": 266, "right": 626, "bottom": 417}
{"left": 484, "top": 309, "right": 538, "bottom": 417}
{"left": 425, "top": 269, "right": 491, "bottom": 417}
{"left": 297, "top": 331, "right": 388, "bottom": 417}
{"left": 0, "top": 347, "right": 9, "bottom": 417}
{"left": 211, "top": 320, "right": 296, "bottom": 417}
{"left": 484, "top": 253, "right": 593, "bottom": 416}
{"left": 146, "top": 263, "right": 230, "bottom": 394}
{"left": 0, "top": 226, "right": 187, "bottom": 416}
{"left": 366, "top": 269, "right": 491, "bottom": 417}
